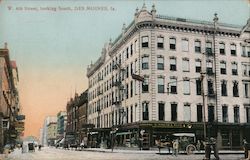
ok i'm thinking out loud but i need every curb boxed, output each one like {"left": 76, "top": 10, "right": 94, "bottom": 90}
{"left": 80, "top": 149, "right": 244, "bottom": 155}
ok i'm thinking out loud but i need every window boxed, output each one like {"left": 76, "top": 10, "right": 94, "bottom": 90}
{"left": 157, "top": 56, "right": 164, "bottom": 70}
{"left": 196, "top": 79, "right": 201, "bottom": 95}
{"left": 195, "top": 40, "right": 201, "bottom": 53}
{"left": 195, "top": 60, "right": 201, "bottom": 73}
{"left": 242, "top": 64, "right": 247, "bottom": 76}
{"left": 233, "top": 81, "right": 239, "bottom": 97}
{"left": 242, "top": 46, "right": 246, "bottom": 57}
{"left": 157, "top": 37, "right": 164, "bottom": 48}
{"left": 248, "top": 46, "right": 250, "bottom": 57}
{"left": 126, "top": 83, "right": 129, "bottom": 99}
{"left": 222, "top": 105, "right": 228, "bottom": 123}
{"left": 221, "top": 80, "right": 227, "bottom": 96}
{"left": 246, "top": 107, "right": 250, "bottom": 123}
{"left": 142, "top": 56, "right": 149, "bottom": 70}
{"left": 234, "top": 106, "right": 240, "bottom": 123}
{"left": 142, "top": 36, "right": 149, "bottom": 48}
{"left": 130, "top": 105, "right": 133, "bottom": 123}
{"left": 170, "top": 58, "right": 176, "bottom": 71}
{"left": 208, "top": 106, "right": 214, "bottom": 122}
{"left": 126, "top": 47, "right": 129, "bottom": 59}
{"left": 126, "top": 65, "right": 129, "bottom": 78}
{"left": 158, "top": 103, "right": 165, "bottom": 120}
{"left": 182, "top": 39, "right": 189, "bottom": 52}
{"left": 130, "top": 44, "right": 133, "bottom": 56}
{"left": 130, "top": 81, "right": 133, "bottom": 97}
{"left": 158, "top": 77, "right": 164, "bottom": 93}
{"left": 206, "top": 42, "right": 212, "bottom": 55}
{"left": 219, "top": 43, "right": 225, "bottom": 55}
{"left": 171, "top": 103, "right": 177, "bottom": 121}
{"left": 197, "top": 105, "right": 203, "bottom": 122}
{"left": 170, "top": 38, "right": 176, "bottom": 50}
{"left": 243, "top": 83, "right": 249, "bottom": 98}
{"left": 231, "top": 44, "right": 236, "bottom": 56}
{"left": 142, "top": 76, "right": 149, "bottom": 93}
{"left": 130, "top": 62, "right": 133, "bottom": 75}
{"left": 170, "top": 77, "right": 177, "bottom": 94}
{"left": 183, "top": 104, "right": 191, "bottom": 121}
{"left": 232, "top": 63, "right": 238, "bottom": 75}
{"left": 135, "top": 40, "right": 138, "bottom": 52}
{"left": 183, "top": 80, "right": 190, "bottom": 95}
{"left": 206, "top": 61, "right": 213, "bottom": 75}
{"left": 207, "top": 80, "right": 214, "bottom": 96}
{"left": 126, "top": 107, "right": 129, "bottom": 123}
{"left": 182, "top": 59, "right": 190, "bottom": 72}
{"left": 142, "top": 102, "right": 149, "bottom": 120}
{"left": 220, "top": 61, "right": 226, "bottom": 74}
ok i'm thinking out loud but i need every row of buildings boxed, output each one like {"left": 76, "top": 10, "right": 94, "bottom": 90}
{"left": 42, "top": 4, "right": 250, "bottom": 150}
{"left": 40, "top": 90, "right": 88, "bottom": 147}
{"left": 0, "top": 43, "right": 24, "bottom": 153}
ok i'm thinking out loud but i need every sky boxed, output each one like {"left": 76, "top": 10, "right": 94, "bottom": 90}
{"left": 0, "top": 0, "right": 249, "bottom": 138}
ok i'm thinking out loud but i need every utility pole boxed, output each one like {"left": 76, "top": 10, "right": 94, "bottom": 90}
{"left": 201, "top": 72, "right": 207, "bottom": 140}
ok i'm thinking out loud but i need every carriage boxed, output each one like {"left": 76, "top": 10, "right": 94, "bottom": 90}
{"left": 155, "top": 133, "right": 197, "bottom": 155}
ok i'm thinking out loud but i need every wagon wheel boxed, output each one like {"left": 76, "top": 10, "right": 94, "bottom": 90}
{"left": 186, "top": 144, "right": 196, "bottom": 155}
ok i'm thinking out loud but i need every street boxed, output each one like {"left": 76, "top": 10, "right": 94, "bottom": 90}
{"left": 4, "top": 147, "right": 245, "bottom": 160}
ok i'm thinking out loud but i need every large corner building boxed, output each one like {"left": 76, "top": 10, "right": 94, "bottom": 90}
{"left": 86, "top": 4, "right": 250, "bottom": 149}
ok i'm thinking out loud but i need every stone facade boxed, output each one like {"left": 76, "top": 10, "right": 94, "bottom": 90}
{"left": 87, "top": 4, "right": 250, "bottom": 149}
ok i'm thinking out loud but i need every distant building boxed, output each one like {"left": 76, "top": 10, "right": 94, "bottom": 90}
{"left": 66, "top": 90, "right": 88, "bottom": 145}
{"left": 41, "top": 116, "right": 57, "bottom": 146}
{"left": 77, "top": 90, "right": 88, "bottom": 143}
{"left": 57, "top": 111, "right": 67, "bottom": 140}
{"left": 86, "top": 4, "right": 250, "bottom": 149}
{"left": 39, "top": 128, "right": 43, "bottom": 145}
{"left": 47, "top": 122, "right": 57, "bottom": 146}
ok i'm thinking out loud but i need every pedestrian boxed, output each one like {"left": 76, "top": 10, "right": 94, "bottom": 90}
{"left": 210, "top": 137, "right": 220, "bottom": 160}
{"left": 196, "top": 140, "right": 201, "bottom": 152}
{"left": 243, "top": 139, "right": 249, "bottom": 159}
{"left": 172, "top": 139, "right": 179, "bottom": 156}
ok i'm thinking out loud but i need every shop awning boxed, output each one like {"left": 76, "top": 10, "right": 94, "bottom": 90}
{"left": 116, "top": 132, "right": 132, "bottom": 136}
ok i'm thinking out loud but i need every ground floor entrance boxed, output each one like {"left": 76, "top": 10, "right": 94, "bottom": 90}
{"left": 87, "top": 121, "right": 249, "bottom": 150}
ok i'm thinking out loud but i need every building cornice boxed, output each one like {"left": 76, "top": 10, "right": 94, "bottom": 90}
{"left": 86, "top": 7, "right": 245, "bottom": 78}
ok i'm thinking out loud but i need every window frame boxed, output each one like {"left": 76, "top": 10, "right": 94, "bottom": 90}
{"left": 142, "top": 36, "right": 149, "bottom": 48}
{"left": 169, "top": 37, "right": 176, "bottom": 50}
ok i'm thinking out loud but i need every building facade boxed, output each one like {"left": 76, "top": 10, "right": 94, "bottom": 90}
{"left": 65, "top": 90, "right": 88, "bottom": 145}
{"left": 47, "top": 122, "right": 57, "bottom": 146}
{"left": 77, "top": 90, "right": 88, "bottom": 144}
{"left": 87, "top": 5, "right": 250, "bottom": 150}
{"left": 41, "top": 116, "right": 57, "bottom": 146}
{"left": 0, "top": 44, "right": 22, "bottom": 153}
{"left": 57, "top": 111, "right": 67, "bottom": 141}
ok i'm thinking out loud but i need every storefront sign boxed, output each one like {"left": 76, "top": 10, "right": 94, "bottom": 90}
{"left": 140, "top": 122, "right": 203, "bottom": 129}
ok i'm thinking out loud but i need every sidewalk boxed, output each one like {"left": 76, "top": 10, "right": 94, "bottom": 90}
{"left": 81, "top": 147, "right": 244, "bottom": 155}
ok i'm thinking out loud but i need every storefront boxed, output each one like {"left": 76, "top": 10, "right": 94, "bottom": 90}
{"left": 113, "top": 121, "right": 204, "bottom": 149}
{"left": 217, "top": 123, "right": 249, "bottom": 150}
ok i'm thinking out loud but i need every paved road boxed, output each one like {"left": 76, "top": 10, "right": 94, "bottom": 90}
{"left": 5, "top": 147, "right": 245, "bottom": 160}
